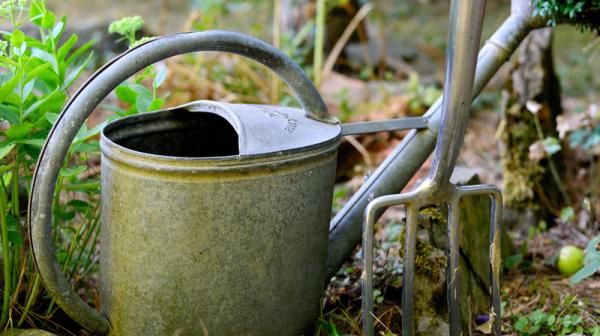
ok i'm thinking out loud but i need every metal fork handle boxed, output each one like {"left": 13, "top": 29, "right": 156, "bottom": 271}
{"left": 428, "top": 0, "right": 486, "bottom": 188}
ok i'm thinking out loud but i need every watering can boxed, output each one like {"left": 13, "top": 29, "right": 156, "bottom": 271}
{"left": 28, "top": 31, "right": 430, "bottom": 335}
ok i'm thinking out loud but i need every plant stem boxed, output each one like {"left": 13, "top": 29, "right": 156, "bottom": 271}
{"left": 18, "top": 273, "right": 41, "bottom": 327}
{"left": 0, "top": 181, "right": 12, "bottom": 325}
{"left": 12, "top": 153, "right": 19, "bottom": 215}
{"left": 532, "top": 114, "right": 572, "bottom": 206}
{"left": 313, "top": 0, "right": 326, "bottom": 88}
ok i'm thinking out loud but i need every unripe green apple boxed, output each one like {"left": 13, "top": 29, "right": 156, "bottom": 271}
{"left": 557, "top": 245, "right": 584, "bottom": 276}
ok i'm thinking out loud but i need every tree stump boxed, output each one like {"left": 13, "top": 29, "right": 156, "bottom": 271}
{"left": 499, "top": 27, "right": 567, "bottom": 223}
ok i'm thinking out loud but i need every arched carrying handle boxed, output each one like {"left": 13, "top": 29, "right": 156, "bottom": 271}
{"left": 27, "top": 30, "right": 334, "bottom": 334}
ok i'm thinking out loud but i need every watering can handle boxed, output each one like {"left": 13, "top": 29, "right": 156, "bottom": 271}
{"left": 27, "top": 30, "right": 334, "bottom": 334}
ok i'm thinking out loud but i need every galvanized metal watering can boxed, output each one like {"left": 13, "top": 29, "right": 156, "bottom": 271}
{"left": 28, "top": 31, "right": 430, "bottom": 335}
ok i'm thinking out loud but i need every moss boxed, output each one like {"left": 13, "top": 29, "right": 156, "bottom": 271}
{"left": 398, "top": 208, "right": 449, "bottom": 324}
{"left": 500, "top": 103, "right": 546, "bottom": 210}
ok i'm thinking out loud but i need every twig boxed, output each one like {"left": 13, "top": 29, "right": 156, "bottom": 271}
{"left": 322, "top": 3, "right": 375, "bottom": 82}
{"left": 344, "top": 135, "right": 374, "bottom": 168}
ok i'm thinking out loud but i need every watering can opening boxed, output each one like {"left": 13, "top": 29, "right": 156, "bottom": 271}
{"left": 101, "top": 100, "right": 342, "bottom": 162}
{"left": 103, "top": 108, "right": 240, "bottom": 158}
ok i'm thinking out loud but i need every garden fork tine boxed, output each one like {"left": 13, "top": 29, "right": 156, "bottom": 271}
{"left": 361, "top": 0, "right": 498, "bottom": 335}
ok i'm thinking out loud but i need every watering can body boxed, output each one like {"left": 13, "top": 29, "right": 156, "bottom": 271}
{"left": 28, "top": 31, "right": 347, "bottom": 335}
{"left": 99, "top": 102, "right": 340, "bottom": 334}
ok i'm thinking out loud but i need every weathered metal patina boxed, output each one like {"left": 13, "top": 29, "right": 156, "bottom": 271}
{"left": 28, "top": 31, "right": 343, "bottom": 335}
{"left": 100, "top": 102, "right": 340, "bottom": 334}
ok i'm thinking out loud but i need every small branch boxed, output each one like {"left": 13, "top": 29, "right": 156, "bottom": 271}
{"left": 322, "top": 3, "right": 374, "bottom": 82}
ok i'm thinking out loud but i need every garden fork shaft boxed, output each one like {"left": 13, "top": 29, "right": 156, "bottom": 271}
{"left": 361, "top": 0, "right": 503, "bottom": 335}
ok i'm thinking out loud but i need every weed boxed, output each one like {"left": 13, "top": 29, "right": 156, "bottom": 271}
{"left": 0, "top": 0, "right": 98, "bottom": 327}
{"left": 512, "top": 308, "right": 599, "bottom": 335}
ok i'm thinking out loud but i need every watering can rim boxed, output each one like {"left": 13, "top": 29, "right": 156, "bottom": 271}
{"left": 100, "top": 100, "right": 342, "bottom": 166}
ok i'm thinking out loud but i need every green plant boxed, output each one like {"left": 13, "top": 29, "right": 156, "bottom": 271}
{"left": 532, "top": 0, "right": 600, "bottom": 32}
{"left": 0, "top": 0, "right": 99, "bottom": 328}
{"left": 513, "top": 308, "right": 600, "bottom": 336}
{"left": 107, "top": 16, "right": 167, "bottom": 116}
{"left": 405, "top": 73, "right": 442, "bottom": 116}
{"left": 570, "top": 235, "right": 600, "bottom": 284}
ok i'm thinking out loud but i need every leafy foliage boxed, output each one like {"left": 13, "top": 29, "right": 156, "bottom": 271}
{"left": 107, "top": 16, "right": 166, "bottom": 116}
{"left": 0, "top": 1, "right": 167, "bottom": 329}
{"left": 570, "top": 235, "right": 600, "bottom": 284}
{"left": 513, "top": 308, "right": 600, "bottom": 336}
{"left": 0, "top": 0, "right": 100, "bottom": 327}
{"left": 532, "top": 0, "right": 600, "bottom": 32}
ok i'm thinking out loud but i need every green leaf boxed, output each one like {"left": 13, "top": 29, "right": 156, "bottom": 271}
{"left": 45, "top": 112, "right": 58, "bottom": 124}
{"left": 32, "top": 48, "right": 59, "bottom": 74}
{"left": 514, "top": 316, "right": 529, "bottom": 331}
{"left": 129, "top": 83, "right": 152, "bottom": 97}
{"left": 584, "top": 236, "right": 600, "bottom": 263}
{"left": 560, "top": 207, "right": 575, "bottom": 222}
{"left": 42, "top": 11, "right": 56, "bottom": 29}
{"left": 66, "top": 39, "right": 95, "bottom": 66}
{"left": 12, "top": 43, "right": 27, "bottom": 57}
{"left": 51, "top": 17, "right": 66, "bottom": 41}
{"left": 542, "top": 137, "right": 561, "bottom": 155}
{"left": 0, "top": 75, "right": 20, "bottom": 102}
{"left": 0, "top": 144, "right": 15, "bottom": 160}
{"left": 6, "top": 123, "right": 33, "bottom": 140}
{"left": 66, "top": 199, "right": 90, "bottom": 212}
{"left": 74, "top": 122, "right": 106, "bottom": 144}
{"left": 59, "top": 165, "right": 87, "bottom": 177}
{"left": 57, "top": 34, "right": 78, "bottom": 60}
{"left": 21, "top": 79, "right": 35, "bottom": 103}
{"left": 504, "top": 254, "right": 523, "bottom": 269}
{"left": 153, "top": 66, "right": 167, "bottom": 88}
{"left": 115, "top": 84, "right": 137, "bottom": 105}
{"left": 569, "top": 260, "right": 600, "bottom": 284}
{"left": 0, "top": 164, "right": 13, "bottom": 175}
{"left": 7, "top": 215, "right": 23, "bottom": 246}
{"left": 73, "top": 142, "right": 99, "bottom": 153}
{"left": 136, "top": 94, "right": 152, "bottom": 112}
{"left": 25, "top": 63, "right": 51, "bottom": 83}
{"left": 10, "top": 29, "right": 25, "bottom": 48}
{"left": 14, "top": 138, "right": 45, "bottom": 148}
{"left": 62, "top": 52, "right": 93, "bottom": 88}
{"left": 62, "top": 181, "right": 100, "bottom": 192}
{"left": 147, "top": 98, "right": 164, "bottom": 112}
{"left": 23, "top": 90, "right": 65, "bottom": 118}
{"left": 29, "top": 0, "right": 46, "bottom": 25}
{"left": 0, "top": 105, "right": 19, "bottom": 124}
{"left": 0, "top": 55, "right": 18, "bottom": 67}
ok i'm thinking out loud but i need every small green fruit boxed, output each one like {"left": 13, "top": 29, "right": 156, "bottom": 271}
{"left": 557, "top": 245, "right": 584, "bottom": 276}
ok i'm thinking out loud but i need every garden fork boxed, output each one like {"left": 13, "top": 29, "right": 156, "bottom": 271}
{"left": 361, "top": 0, "right": 502, "bottom": 335}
